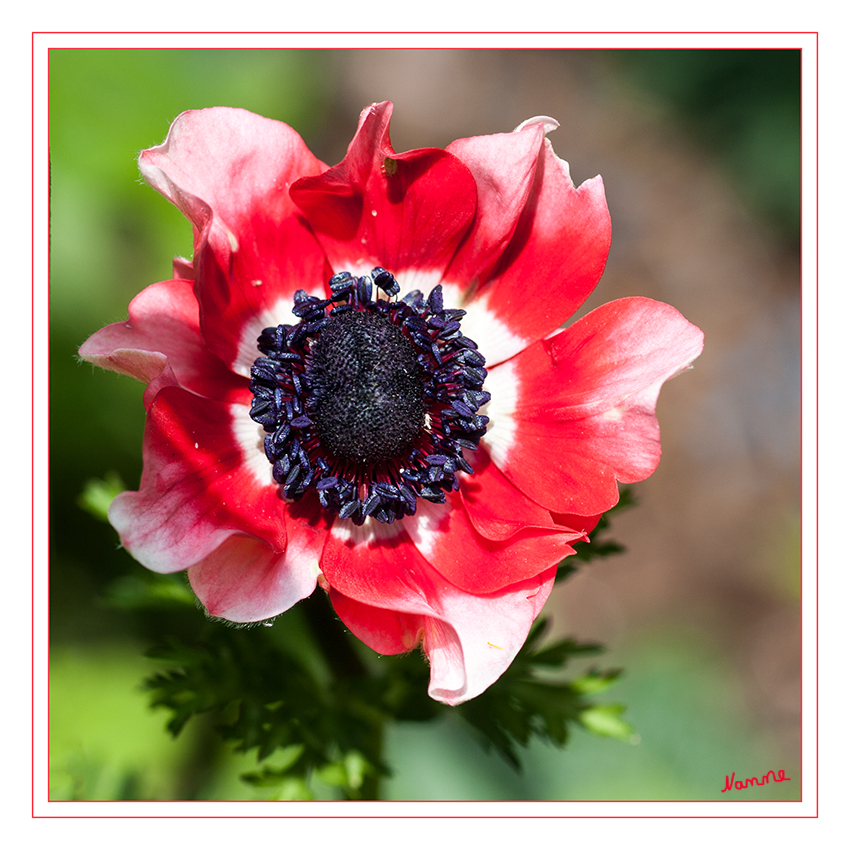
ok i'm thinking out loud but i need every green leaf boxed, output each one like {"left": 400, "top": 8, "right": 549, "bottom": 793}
{"left": 314, "top": 751, "right": 371, "bottom": 791}
{"left": 571, "top": 668, "right": 623, "bottom": 695}
{"left": 528, "top": 638, "right": 606, "bottom": 667}
{"left": 554, "top": 487, "right": 634, "bottom": 583}
{"left": 274, "top": 777, "right": 312, "bottom": 801}
{"left": 77, "top": 472, "right": 125, "bottom": 522}
{"left": 142, "top": 622, "right": 390, "bottom": 799}
{"left": 456, "top": 618, "right": 630, "bottom": 769}
{"left": 579, "top": 704, "right": 634, "bottom": 741}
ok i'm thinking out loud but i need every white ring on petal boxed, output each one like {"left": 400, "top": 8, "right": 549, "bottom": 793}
{"left": 401, "top": 498, "right": 452, "bottom": 561}
{"left": 233, "top": 295, "right": 294, "bottom": 377}
{"left": 331, "top": 515, "right": 405, "bottom": 545}
{"left": 447, "top": 284, "right": 529, "bottom": 368}
{"left": 479, "top": 359, "right": 519, "bottom": 469}
{"left": 334, "top": 258, "right": 377, "bottom": 278}
{"left": 231, "top": 403, "right": 276, "bottom": 489}
{"left": 393, "top": 268, "right": 444, "bottom": 297}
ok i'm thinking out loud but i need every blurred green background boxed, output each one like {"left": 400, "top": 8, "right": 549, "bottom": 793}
{"left": 49, "top": 48, "right": 801, "bottom": 801}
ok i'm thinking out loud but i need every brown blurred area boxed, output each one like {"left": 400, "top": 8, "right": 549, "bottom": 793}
{"left": 326, "top": 49, "right": 801, "bottom": 767}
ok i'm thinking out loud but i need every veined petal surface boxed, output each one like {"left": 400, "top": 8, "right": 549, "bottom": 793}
{"left": 188, "top": 533, "right": 321, "bottom": 624}
{"left": 456, "top": 130, "right": 612, "bottom": 366}
{"left": 290, "top": 101, "right": 478, "bottom": 281}
{"left": 110, "top": 387, "right": 285, "bottom": 574}
{"left": 485, "top": 297, "right": 705, "bottom": 515}
{"left": 322, "top": 520, "right": 556, "bottom": 705}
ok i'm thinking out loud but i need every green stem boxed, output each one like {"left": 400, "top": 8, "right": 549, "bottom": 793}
{"left": 301, "top": 591, "right": 384, "bottom": 800}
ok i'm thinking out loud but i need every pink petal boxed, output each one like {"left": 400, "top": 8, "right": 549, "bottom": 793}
{"left": 172, "top": 257, "right": 194, "bottom": 280}
{"left": 322, "top": 521, "right": 556, "bottom": 705}
{"left": 464, "top": 135, "right": 612, "bottom": 366}
{"left": 138, "top": 108, "right": 329, "bottom": 373}
{"left": 290, "top": 101, "right": 477, "bottom": 280}
{"left": 486, "top": 297, "right": 705, "bottom": 515}
{"left": 78, "top": 278, "right": 246, "bottom": 408}
{"left": 188, "top": 531, "right": 321, "bottom": 624}
{"left": 109, "top": 386, "right": 285, "bottom": 573}
{"left": 444, "top": 118, "right": 550, "bottom": 289}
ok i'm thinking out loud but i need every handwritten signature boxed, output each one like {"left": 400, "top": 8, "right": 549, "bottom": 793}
{"left": 722, "top": 769, "right": 791, "bottom": 793}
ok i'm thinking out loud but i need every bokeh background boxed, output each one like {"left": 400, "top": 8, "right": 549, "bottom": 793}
{"left": 49, "top": 48, "right": 801, "bottom": 801}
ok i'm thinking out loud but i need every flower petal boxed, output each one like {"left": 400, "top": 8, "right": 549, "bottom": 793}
{"left": 86, "top": 102, "right": 707, "bottom": 709}
{"left": 322, "top": 520, "right": 555, "bottom": 705}
{"left": 402, "top": 491, "right": 581, "bottom": 595}
{"left": 138, "top": 107, "right": 329, "bottom": 374}
{"left": 460, "top": 448, "right": 598, "bottom": 543}
{"left": 290, "top": 101, "right": 478, "bottom": 280}
{"left": 328, "top": 590, "right": 422, "bottom": 654}
{"left": 463, "top": 134, "right": 612, "bottom": 366}
{"left": 78, "top": 278, "right": 246, "bottom": 407}
{"left": 484, "top": 297, "right": 705, "bottom": 515}
{"left": 444, "top": 119, "right": 549, "bottom": 286}
{"left": 188, "top": 531, "right": 321, "bottom": 624}
{"left": 109, "top": 387, "right": 285, "bottom": 573}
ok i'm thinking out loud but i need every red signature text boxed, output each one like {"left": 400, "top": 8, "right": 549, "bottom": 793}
{"left": 722, "top": 770, "right": 791, "bottom": 793}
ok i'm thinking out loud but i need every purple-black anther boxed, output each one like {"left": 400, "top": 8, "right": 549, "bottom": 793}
{"left": 248, "top": 268, "right": 489, "bottom": 525}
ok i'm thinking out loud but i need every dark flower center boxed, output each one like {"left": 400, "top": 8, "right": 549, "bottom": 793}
{"left": 249, "top": 268, "right": 490, "bottom": 526}
{"left": 309, "top": 310, "right": 426, "bottom": 465}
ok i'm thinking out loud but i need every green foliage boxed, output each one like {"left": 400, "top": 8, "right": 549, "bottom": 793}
{"left": 557, "top": 487, "right": 634, "bottom": 582}
{"left": 142, "top": 612, "right": 630, "bottom": 796}
{"left": 578, "top": 704, "right": 632, "bottom": 741}
{"left": 143, "top": 613, "right": 419, "bottom": 800}
{"left": 77, "top": 472, "right": 126, "bottom": 522}
{"left": 109, "top": 485, "right": 636, "bottom": 799}
{"left": 105, "top": 570, "right": 197, "bottom": 611}
{"left": 458, "top": 620, "right": 630, "bottom": 769}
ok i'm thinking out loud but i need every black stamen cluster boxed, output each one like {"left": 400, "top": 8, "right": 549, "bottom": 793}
{"left": 249, "top": 268, "right": 490, "bottom": 525}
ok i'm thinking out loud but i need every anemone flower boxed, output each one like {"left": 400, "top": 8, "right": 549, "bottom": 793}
{"left": 80, "top": 102, "right": 703, "bottom": 705}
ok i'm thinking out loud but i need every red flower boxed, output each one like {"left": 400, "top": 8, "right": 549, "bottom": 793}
{"left": 80, "top": 102, "right": 703, "bottom": 705}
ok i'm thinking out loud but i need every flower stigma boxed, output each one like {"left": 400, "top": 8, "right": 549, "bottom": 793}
{"left": 249, "top": 268, "right": 490, "bottom": 525}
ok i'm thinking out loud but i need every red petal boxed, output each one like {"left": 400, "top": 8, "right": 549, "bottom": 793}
{"left": 78, "top": 278, "right": 245, "bottom": 407}
{"left": 460, "top": 447, "right": 562, "bottom": 540}
{"left": 320, "top": 520, "right": 434, "bottom": 613}
{"left": 109, "top": 386, "right": 285, "bottom": 573}
{"left": 290, "top": 101, "right": 477, "bottom": 280}
{"left": 403, "top": 491, "right": 579, "bottom": 595}
{"left": 326, "top": 591, "right": 422, "bottom": 655}
{"left": 486, "top": 297, "right": 705, "bottom": 515}
{"left": 138, "top": 108, "right": 329, "bottom": 373}
{"left": 465, "top": 136, "right": 612, "bottom": 366}
{"left": 321, "top": 521, "right": 556, "bottom": 705}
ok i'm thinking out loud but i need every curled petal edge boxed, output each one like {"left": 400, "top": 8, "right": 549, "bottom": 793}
{"left": 321, "top": 520, "right": 556, "bottom": 705}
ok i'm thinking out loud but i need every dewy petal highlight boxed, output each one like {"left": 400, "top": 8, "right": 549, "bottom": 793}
{"left": 80, "top": 102, "right": 704, "bottom": 705}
